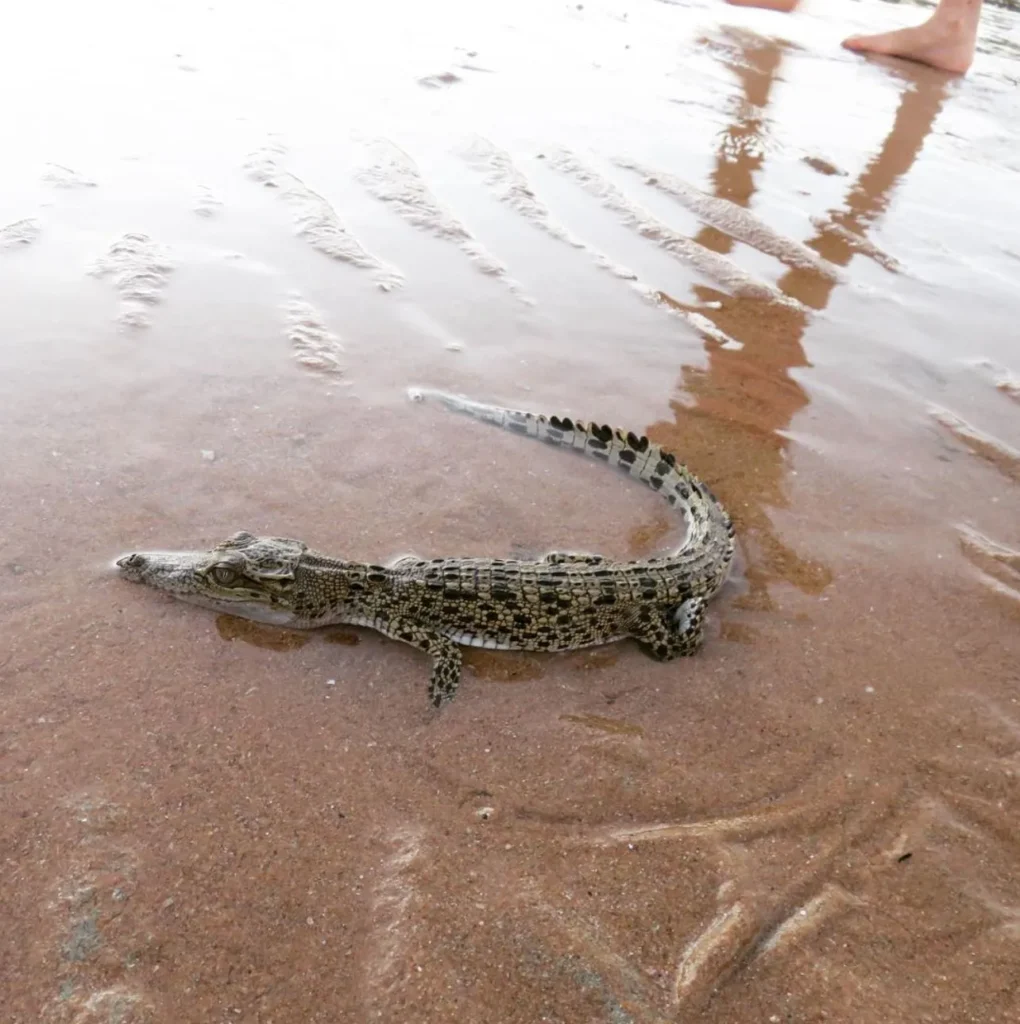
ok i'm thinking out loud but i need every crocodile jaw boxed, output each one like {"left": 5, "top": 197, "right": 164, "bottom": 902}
{"left": 115, "top": 550, "right": 301, "bottom": 627}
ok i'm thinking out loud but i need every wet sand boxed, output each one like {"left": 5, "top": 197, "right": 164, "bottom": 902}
{"left": 3, "top": 1, "right": 1020, "bottom": 1021}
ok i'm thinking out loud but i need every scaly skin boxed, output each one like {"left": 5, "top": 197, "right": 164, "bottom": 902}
{"left": 116, "top": 390, "right": 735, "bottom": 706}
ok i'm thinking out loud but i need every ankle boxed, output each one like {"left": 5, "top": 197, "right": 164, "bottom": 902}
{"left": 929, "top": 0, "right": 981, "bottom": 32}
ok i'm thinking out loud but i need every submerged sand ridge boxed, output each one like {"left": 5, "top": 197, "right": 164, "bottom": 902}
{"left": 2, "top": 1, "right": 1020, "bottom": 1022}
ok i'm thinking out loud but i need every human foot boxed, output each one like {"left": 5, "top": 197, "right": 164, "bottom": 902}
{"left": 724, "top": 0, "right": 800, "bottom": 10}
{"left": 843, "top": 0, "right": 981, "bottom": 74}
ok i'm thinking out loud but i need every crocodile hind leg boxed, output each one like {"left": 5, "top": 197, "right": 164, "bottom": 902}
{"left": 543, "top": 552, "right": 608, "bottom": 566}
{"left": 374, "top": 618, "right": 464, "bottom": 707}
{"left": 631, "top": 598, "right": 707, "bottom": 661}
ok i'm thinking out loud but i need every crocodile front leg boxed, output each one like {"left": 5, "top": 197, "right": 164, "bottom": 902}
{"left": 375, "top": 617, "right": 464, "bottom": 707}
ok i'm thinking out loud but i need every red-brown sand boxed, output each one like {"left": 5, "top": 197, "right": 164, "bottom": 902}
{"left": 3, "top": 2, "right": 1020, "bottom": 1022}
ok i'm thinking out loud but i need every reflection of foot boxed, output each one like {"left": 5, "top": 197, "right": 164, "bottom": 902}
{"left": 724, "top": 0, "right": 800, "bottom": 9}
{"left": 843, "top": 3, "right": 980, "bottom": 74}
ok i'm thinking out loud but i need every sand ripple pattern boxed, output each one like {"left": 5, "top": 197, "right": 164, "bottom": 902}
{"left": 573, "top": 755, "right": 1017, "bottom": 1015}
{"left": 929, "top": 404, "right": 1020, "bottom": 483}
{"left": 958, "top": 524, "right": 1020, "bottom": 609}
{"left": 462, "top": 137, "right": 735, "bottom": 343}
{"left": 283, "top": 294, "right": 344, "bottom": 377}
{"left": 970, "top": 358, "right": 1020, "bottom": 403}
{"left": 192, "top": 185, "right": 223, "bottom": 218}
{"left": 42, "top": 163, "right": 97, "bottom": 189}
{"left": 995, "top": 380, "right": 1020, "bottom": 403}
{"left": 998, "top": 374, "right": 1020, "bottom": 403}
{"left": 809, "top": 215, "right": 901, "bottom": 272}
{"left": 358, "top": 139, "right": 531, "bottom": 303}
{"left": 1, "top": 217, "right": 41, "bottom": 250}
{"left": 358, "top": 826, "right": 425, "bottom": 1018}
{"left": 614, "top": 156, "right": 841, "bottom": 279}
{"left": 90, "top": 233, "right": 173, "bottom": 329}
{"left": 246, "top": 141, "right": 402, "bottom": 292}
{"left": 548, "top": 149, "right": 799, "bottom": 307}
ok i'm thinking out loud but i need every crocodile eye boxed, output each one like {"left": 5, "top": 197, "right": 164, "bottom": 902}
{"left": 210, "top": 566, "right": 241, "bottom": 587}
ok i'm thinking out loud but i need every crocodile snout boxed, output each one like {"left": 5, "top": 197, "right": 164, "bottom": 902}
{"left": 115, "top": 553, "right": 152, "bottom": 582}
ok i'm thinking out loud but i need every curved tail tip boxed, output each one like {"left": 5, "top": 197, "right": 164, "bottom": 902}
{"left": 407, "top": 386, "right": 457, "bottom": 406}
{"left": 405, "top": 385, "right": 446, "bottom": 401}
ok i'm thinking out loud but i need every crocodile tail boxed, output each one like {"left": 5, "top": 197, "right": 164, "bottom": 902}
{"left": 410, "top": 388, "right": 734, "bottom": 556}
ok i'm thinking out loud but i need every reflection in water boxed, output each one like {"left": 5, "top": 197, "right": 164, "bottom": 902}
{"left": 463, "top": 647, "right": 621, "bottom": 683}
{"left": 701, "top": 29, "right": 784, "bottom": 214}
{"left": 559, "top": 714, "right": 645, "bottom": 737}
{"left": 216, "top": 615, "right": 363, "bottom": 650}
{"left": 463, "top": 648, "right": 545, "bottom": 682}
{"left": 649, "top": 31, "right": 949, "bottom": 611}
{"left": 216, "top": 613, "right": 311, "bottom": 651}
{"left": 324, "top": 628, "right": 363, "bottom": 646}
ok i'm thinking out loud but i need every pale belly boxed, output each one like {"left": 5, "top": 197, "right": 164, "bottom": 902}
{"left": 443, "top": 627, "right": 626, "bottom": 652}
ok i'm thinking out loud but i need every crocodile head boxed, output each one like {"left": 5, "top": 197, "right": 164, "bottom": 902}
{"left": 116, "top": 531, "right": 308, "bottom": 626}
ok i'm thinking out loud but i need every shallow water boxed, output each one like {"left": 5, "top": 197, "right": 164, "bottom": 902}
{"left": 3, "top": 1, "right": 1020, "bottom": 1021}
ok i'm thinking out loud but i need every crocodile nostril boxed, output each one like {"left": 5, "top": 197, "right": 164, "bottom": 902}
{"left": 117, "top": 554, "right": 147, "bottom": 569}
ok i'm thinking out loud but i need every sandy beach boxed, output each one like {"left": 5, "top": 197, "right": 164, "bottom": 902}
{"left": 2, "top": 1, "right": 1019, "bottom": 1021}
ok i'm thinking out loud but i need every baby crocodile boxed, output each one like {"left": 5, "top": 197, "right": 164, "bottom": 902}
{"left": 116, "top": 390, "right": 735, "bottom": 706}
